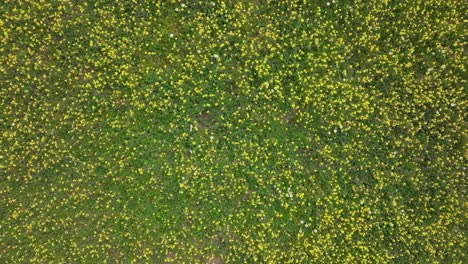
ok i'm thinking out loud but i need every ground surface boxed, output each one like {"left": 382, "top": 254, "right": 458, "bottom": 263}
{"left": 0, "top": 0, "right": 466, "bottom": 263}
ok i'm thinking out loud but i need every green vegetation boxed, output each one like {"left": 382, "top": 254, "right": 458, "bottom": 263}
{"left": 1, "top": 0, "right": 466, "bottom": 263}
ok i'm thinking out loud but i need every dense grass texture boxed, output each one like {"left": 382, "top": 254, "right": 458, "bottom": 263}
{"left": 1, "top": 0, "right": 467, "bottom": 263}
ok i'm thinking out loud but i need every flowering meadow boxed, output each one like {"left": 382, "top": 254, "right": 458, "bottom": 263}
{"left": 1, "top": 0, "right": 466, "bottom": 263}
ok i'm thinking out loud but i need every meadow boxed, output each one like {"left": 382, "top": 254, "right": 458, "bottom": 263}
{"left": 0, "top": 0, "right": 466, "bottom": 263}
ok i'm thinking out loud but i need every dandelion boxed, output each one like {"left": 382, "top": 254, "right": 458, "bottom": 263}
{"left": 1, "top": 0, "right": 464, "bottom": 262}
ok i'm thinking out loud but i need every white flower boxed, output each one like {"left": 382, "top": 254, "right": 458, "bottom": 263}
{"left": 450, "top": 102, "right": 456, "bottom": 107}
{"left": 181, "top": 3, "right": 186, "bottom": 8}
{"left": 327, "top": 2, "right": 330, "bottom": 5}
{"left": 333, "top": 128, "right": 337, "bottom": 133}
{"left": 313, "top": 229, "right": 318, "bottom": 233}
{"left": 213, "top": 54, "right": 219, "bottom": 59}
{"left": 300, "top": 220, "right": 304, "bottom": 225}
{"left": 169, "top": 33, "right": 174, "bottom": 38}
{"left": 210, "top": 135, "right": 214, "bottom": 140}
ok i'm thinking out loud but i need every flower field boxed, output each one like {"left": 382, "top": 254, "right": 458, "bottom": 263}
{"left": 0, "top": 0, "right": 466, "bottom": 263}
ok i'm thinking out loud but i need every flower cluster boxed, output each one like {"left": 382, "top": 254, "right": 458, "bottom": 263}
{"left": 1, "top": 0, "right": 465, "bottom": 263}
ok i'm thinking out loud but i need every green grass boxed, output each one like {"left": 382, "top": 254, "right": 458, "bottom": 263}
{"left": 1, "top": 0, "right": 466, "bottom": 263}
